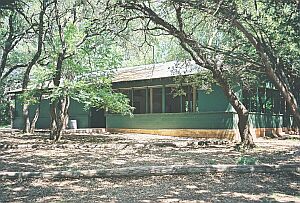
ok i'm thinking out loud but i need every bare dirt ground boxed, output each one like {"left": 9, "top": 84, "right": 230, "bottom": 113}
{"left": 0, "top": 131, "right": 299, "bottom": 203}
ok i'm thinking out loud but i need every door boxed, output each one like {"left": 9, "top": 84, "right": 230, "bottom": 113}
{"left": 90, "top": 108, "right": 106, "bottom": 128}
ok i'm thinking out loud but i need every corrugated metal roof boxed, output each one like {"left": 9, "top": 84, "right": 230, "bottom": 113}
{"left": 112, "top": 60, "right": 202, "bottom": 82}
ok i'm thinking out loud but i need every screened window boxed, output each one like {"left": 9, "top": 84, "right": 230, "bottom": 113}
{"left": 273, "top": 90, "right": 281, "bottom": 114}
{"left": 280, "top": 95, "right": 286, "bottom": 114}
{"left": 152, "top": 88, "right": 162, "bottom": 113}
{"left": 243, "top": 88, "right": 284, "bottom": 114}
{"left": 182, "top": 86, "right": 193, "bottom": 112}
{"left": 133, "top": 89, "right": 146, "bottom": 114}
{"left": 165, "top": 87, "right": 181, "bottom": 113}
{"left": 118, "top": 89, "right": 132, "bottom": 105}
{"left": 117, "top": 85, "right": 197, "bottom": 114}
{"left": 265, "top": 89, "right": 274, "bottom": 113}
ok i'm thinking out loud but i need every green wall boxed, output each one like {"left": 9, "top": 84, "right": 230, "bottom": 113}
{"left": 107, "top": 112, "right": 286, "bottom": 131}
{"left": 106, "top": 112, "right": 235, "bottom": 129}
{"left": 68, "top": 100, "right": 90, "bottom": 128}
{"left": 198, "top": 87, "right": 232, "bottom": 112}
{"left": 197, "top": 85, "right": 242, "bottom": 113}
{"left": 232, "top": 112, "right": 286, "bottom": 129}
{"left": 249, "top": 113, "right": 283, "bottom": 128}
{"left": 12, "top": 96, "right": 90, "bottom": 129}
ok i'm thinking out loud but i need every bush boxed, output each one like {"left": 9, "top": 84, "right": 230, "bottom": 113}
{"left": 236, "top": 156, "right": 259, "bottom": 165}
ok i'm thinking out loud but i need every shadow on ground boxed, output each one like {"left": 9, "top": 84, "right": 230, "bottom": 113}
{"left": 1, "top": 172, "right": 299, "bottom": 202}
{"left": 0, "top": 132, "right": 299, "bottom": 202}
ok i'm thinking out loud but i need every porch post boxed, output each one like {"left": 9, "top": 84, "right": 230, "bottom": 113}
{"left": 180, "top": 95, "right": 183, "bottom": 112}
{"left": 162, "top": 85, "right": 166, "bottom": 113}
{"left": 256, "top": 86, "right": 259, "bottom": 112}
{"left": 131, "top": 88, "right": 134, "bottom": 106}
{"left": 193, "top": 87, "right": 197, "bottom": 112}
{"left": 263, "top": 87, "right": 267, "bottom": 113}
{"left": 150, "top": 88, "right": 153, "bottom": 113}
{"left": 145, "top": 87, "right": 149, "bottom": 113}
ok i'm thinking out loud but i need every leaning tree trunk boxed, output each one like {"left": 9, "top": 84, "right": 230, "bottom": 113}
{"left": 265, "top": 66, "right": 300, "bottom": 129}
{"left": 29, "top": 95, "right": 42, "bottom": 133}
{"left": 238, "top": 113, "right": 254, "bottom": 146}
{"left": 231, "top": 19, "right": 300, "bottom": 130}
{"left": 180, "top": 39, "right": 255, "bottom": 147}
{"left": 21, "top": 3, "right": 46, "bottom": 134}
{"left": 178, "top": 38, "right": 255, "bottom": 147}
{"left": 212, "top": 69, "right": 255, "bottom": 148}
{"left": 116, "top": 2, "right": 255, "bottom": 147}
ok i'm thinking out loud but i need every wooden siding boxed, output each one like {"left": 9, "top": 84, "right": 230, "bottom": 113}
{"left": 12, "top": 97, "right": 90, "bottom": 129}
{"left": 106, "top": 112, "right": 235, "bottom": 130}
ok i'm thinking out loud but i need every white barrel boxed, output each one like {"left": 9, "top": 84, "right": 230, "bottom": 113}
{"left": 69, "top": 120, "right": 77, "bottom": 129}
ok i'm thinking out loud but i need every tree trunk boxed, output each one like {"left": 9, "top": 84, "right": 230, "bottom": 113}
{"left": 49, "top": 50, "right": 65, "bottom": 141}
{"left": 265, "top": 67, "right": 300, "bottom": 129}
{"left": 10, "top": 101, "right": 14, "bottom": 128}
{"left": 49, "top": 96, "right": 70, "bottom": 142}
{"left": 22, "top": 104, "right": 30, "bottom": 134}
{"left": 49, "top": 101, "right": 58, "bottom": 141}
{"left": 238, "top": 114, "right": 254, "bottom": 146}
{"left": 0, "top": 14, "right": 13, "bottom": 80}
{"left": 291, "top": 117, "right": 299, "bottom": 134}
{"left": 21, "top": 2, "right": 46, "bottom": 133}
{"left": 29, "top": 95, "right": 42, "bottom": 133}
{"left": 231, "top": 19, "right": 300, "bottom": 130}
{"left": 179, "top": 37, "right": 255, "bottom": 147}
{"left": 55, "top": 96, "right": 70, "bottom": 142}
{"left": 30, "top": 107, "right": 40, "bottom": 134}
{"left": 211, "top": 69, "right": 255, "bottom": 148}
{"left": 61, "top": 96, "right": 70, "bottom": 130}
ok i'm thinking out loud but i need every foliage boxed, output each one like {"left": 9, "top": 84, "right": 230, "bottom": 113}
{"left": 0, "top": 86, "right": 10, "bottom": 125}
{"left": 236, "top": 156, "right": 259, "bottom": 165}
{"left": 223, "top": 0, "right": 300, "bottom": 88}
{"left": 0, "top": 1, "right": 39, "bottom": 81}
{"left": 207, "top": 159, "right": 217, "bottom": 165}
{"left": 22, "top": 1, "right": 133, "bottom": 122}
{"left": 119, "top": 34, "right": 190, "bottom": 67}
{"left": 71, "top": 81, "right": 133, "bottom": 116}
{"left": 0, "top": 0, "right": 135, "bottom": 135}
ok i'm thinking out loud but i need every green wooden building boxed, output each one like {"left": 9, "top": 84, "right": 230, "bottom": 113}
{"left": 11, "top": 61, "right": 295, "bottom": 140}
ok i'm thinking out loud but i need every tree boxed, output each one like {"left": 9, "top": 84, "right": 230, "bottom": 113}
{"left": 0, "top": 0, "right": 53, "bottom": 132}
{"left": 0, "top": 1, "right": 36, "bottom": 128}
{"left": 0, "top": 0, "right": 132, "bottom": 139}
{"left": 172, "top": 0, "right": 300, "bottom": 129}
{"left": 0, "top": 85, "right": 10, "bottom": 126}
{"left": 0, "top": 0, "right": 19, "bottom": 10}
{"left": 114, "top": 1, "right": 255, "bottom": 147}
{"left": 36, "top": 0, "right": 132, "bottom": 141}
{"left": 0, "top": 6, "right": 32, "bottom": 83}
{"left": 21, "top": 0, "right": 50, "bottom": 133}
